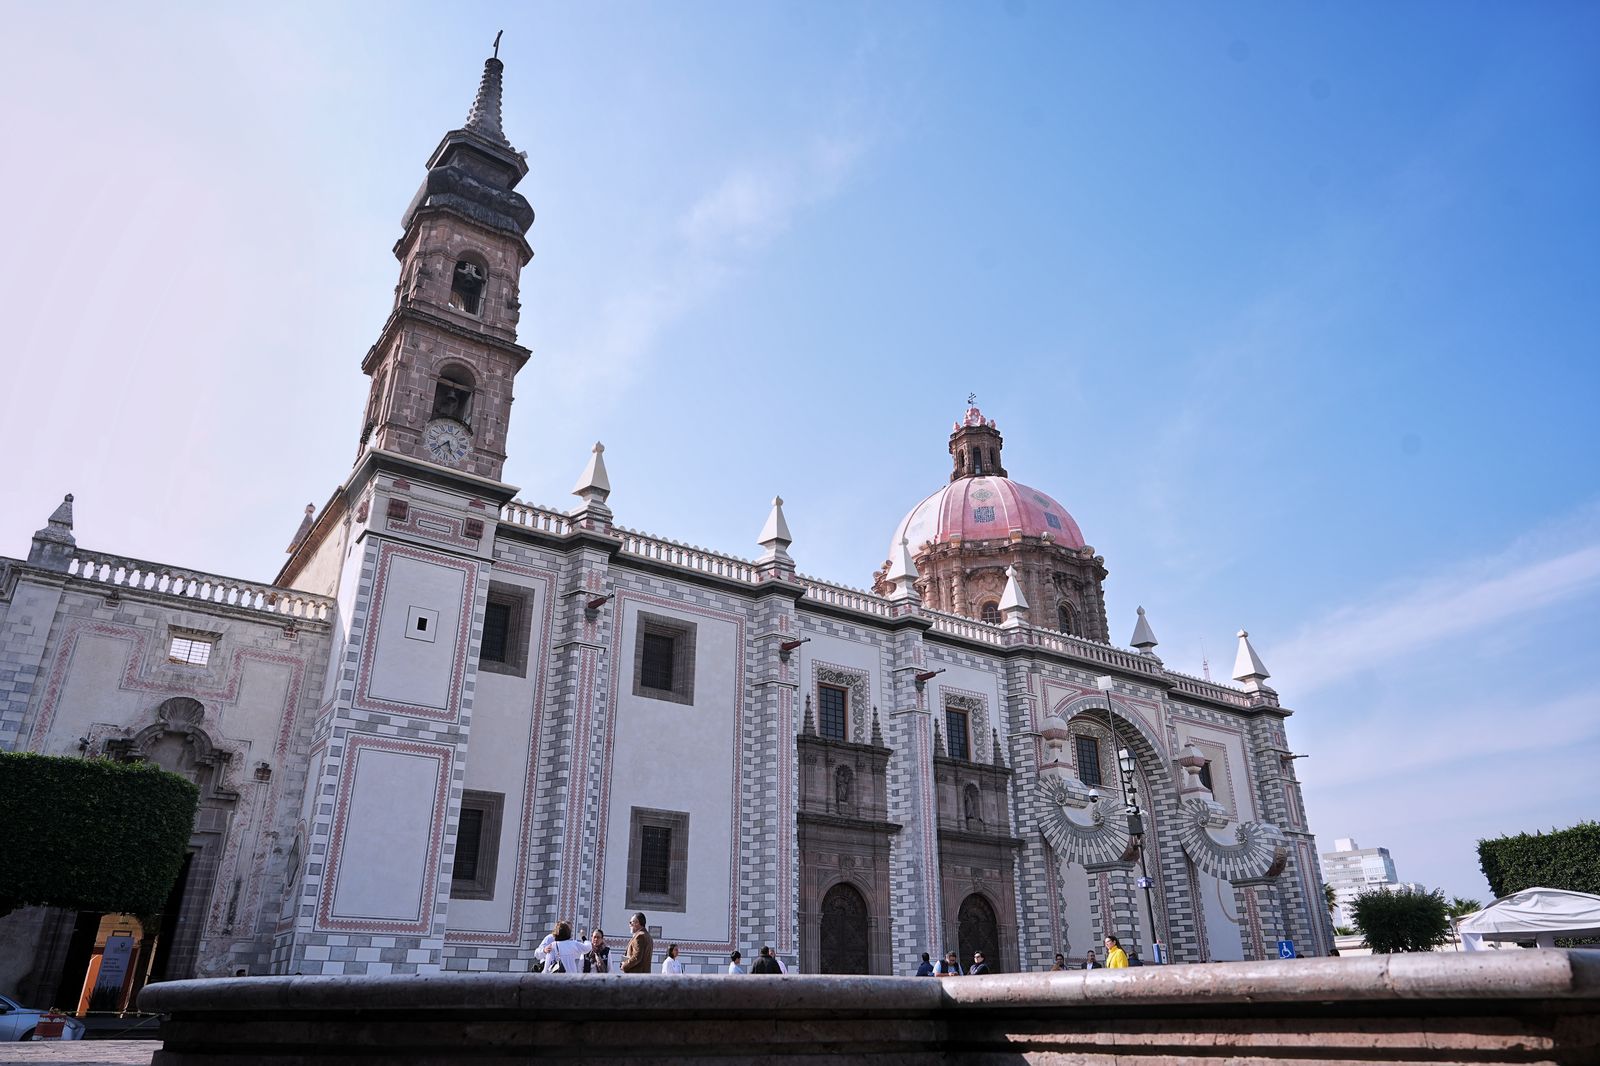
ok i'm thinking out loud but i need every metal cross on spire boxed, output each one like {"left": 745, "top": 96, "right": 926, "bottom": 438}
{"left": 493, "top": 30, "right": 503, "bottom": 59}
{"left": 967, "top": 392, "right": 977, "bottom": 406}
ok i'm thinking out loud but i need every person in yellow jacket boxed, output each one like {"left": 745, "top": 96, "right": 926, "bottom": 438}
{"left": 1102, "top": 935, "right": 1129, "bottom": 969}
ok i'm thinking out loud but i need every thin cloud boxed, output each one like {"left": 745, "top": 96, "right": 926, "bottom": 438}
{"left": 549, "top": 134, "right": 868, "bottom": 399}
{"left": 1272, "top": 521, "right": 1600, "bottom": 693}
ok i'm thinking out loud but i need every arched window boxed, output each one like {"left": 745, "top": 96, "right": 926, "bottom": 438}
{"left": 834, "top": 765, "right": 853, "bottom": 808}
{"left": 431, "top": 365, "right": 475, "bottom": 424}
{"left": 1057, "top": 602, "right": 1077, "bottom": 635}
{"left": 963, "top": 783, "right": 983, "bottom": 829}
{"left": 980, "top": 601, "right": 1001, "bottom": 625}
{"left": 449, "top": 257, "right": 487, "bottom": 315}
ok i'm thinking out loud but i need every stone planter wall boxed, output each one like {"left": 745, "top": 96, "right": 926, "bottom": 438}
{"left": 140, "top": 949, "right": 1600, "bottom": 1065}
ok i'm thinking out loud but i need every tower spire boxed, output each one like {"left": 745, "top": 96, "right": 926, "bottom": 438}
{"left": 463, "top": 46, "right": 510, "bottom": 147}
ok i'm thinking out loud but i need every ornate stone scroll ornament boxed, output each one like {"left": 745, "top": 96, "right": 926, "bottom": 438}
{"left": 1034, "top": 712, "right": 1135, "bottom": 863}
{"left": 1034, "top": 773, "right": 1139, "bottom": 867}
{"left": 1171, "top": 746, "right": 1288, "bottom": 881}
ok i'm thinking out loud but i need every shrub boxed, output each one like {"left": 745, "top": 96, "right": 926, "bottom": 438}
{"left": 1477, "top": 822, "right": 1600, "bottom": 898}
{"left": 0, "top": 751, "right": 198, "bottom": 920}
{"left": 1351, "top": 887, "right": 1450, "bottom": 954}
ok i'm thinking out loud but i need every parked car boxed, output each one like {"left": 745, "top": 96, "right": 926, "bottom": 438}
{"left": 0, "top": 994, "right": 85, "bottom": 1041}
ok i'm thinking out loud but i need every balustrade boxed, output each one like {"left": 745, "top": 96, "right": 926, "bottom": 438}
{"left": 798, "top": 577, "right": 892, "bottom": 617}
{"left": 617, "top": 528, "right": 758, "bottom": 584}
{"left": 66, "top": 551, "right": 333, "bottom": 622}
{"left": 499, "top": 501, "right": 572, "bottom": 535}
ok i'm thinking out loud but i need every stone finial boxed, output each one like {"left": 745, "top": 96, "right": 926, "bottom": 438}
{"left": 998, "top": 564, "right": 1029, "bottom": 627}
{"left": 885, "top": 536, "right": 921, "bottom": 603}
{"left": 1232, "top": 629, "right": 1273, "bottom": 693}
{"left": 933, "top": 719, "right": 947, "bottom": 758}
{"left": 1176, "top": 742, "right": 1210, "bottom": 795}
{"left": 464, "top": 55, "right": 510, "bottom": 146}
{"left": 569, "top": 442, "right": 614, "bottom": 532}
{"left": 991, "top": 729, "right": 1005, "bottom": 767}
{"left": 286, "top": 503, "right": 316, "bottom": 554}
{"left": 870, "top": 705, "right": 884, "bottom": 747}
{"left": 572, "top": 442, "right": 611, "bottom": 502}
{"left": 801, "top": 694, "right": 817, "bottom": 736}
{"left": 756, "top": 496, "right": 793, "bottom": 566}
{"left": 1130, "top": 606, "right": 1160, "bottom": 658}
{"left": 27, "top": 493, "right": 76, "bottom": 570}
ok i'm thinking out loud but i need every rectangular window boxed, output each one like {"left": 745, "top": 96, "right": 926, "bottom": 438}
{"left": 451, "top": 790, "right": 504, "bottom": 901}
{"left": 945, "top": 708, "right": 970, "bottom": 761}
{"left": 817, "top": 684, "right": 848, "bottom": 741}
{"left": 1075, "top": 735, "right": 1102, "bottom": 786}
{"left": 168, "top": 636, "right": 214, "bottom": 667}
{"left": 478, "top": 582, "right": 533, "bottom": 677}
{"left": 481, "top": 601, "right": 511, "bottom": 663}
{"left": 641, "top": 633, "right": 675, "bottom": 690}
{"left": 637, "top": 826, "right": 672, "bottom": 894}
{"left": 626, "top": 807, "right": 689, "bottom": 912}
{"left": 632, "top": 613, "right": 697, "bottom": 705}
{"left": 455, "top": 807, "right": 484, "bottom": 882}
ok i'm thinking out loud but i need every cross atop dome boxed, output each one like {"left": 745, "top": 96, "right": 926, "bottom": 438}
{"left": 949, "top": 404, "right": 1007, "bottom": 480}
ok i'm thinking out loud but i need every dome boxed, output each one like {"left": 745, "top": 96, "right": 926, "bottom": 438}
{"left": 889, "top": 475, "right": 1086, "bottom": 563}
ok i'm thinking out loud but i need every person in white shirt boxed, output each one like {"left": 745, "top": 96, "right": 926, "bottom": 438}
{"left": 727, "top": 950, "right": 747, "bottom": 975}
{"left": 661, "top": 943, "right": 685, "bottom": 974}
{"left": 540, "top": 921, "right": 586, "bottom": 975}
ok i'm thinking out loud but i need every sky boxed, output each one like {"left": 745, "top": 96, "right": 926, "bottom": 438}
{"left": 1, "top": 2, "right": 1596, "bottom": 906}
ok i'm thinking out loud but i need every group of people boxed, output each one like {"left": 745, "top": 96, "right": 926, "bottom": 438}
{"left": 534, "top": 912, "right": 791, "bottom": 976}
{"left": 915, "top": 935, "right": 1132, "bottom": 976}
{"left": 541, "top": 915, "right": 1137, "bottom": 977}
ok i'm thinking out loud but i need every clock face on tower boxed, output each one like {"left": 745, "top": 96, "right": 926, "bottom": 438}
{"left": 422, "top": 418, "right": 473, "bottom": 467}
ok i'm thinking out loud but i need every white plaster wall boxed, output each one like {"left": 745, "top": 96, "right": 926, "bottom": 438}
{"left": 329, "top": 746, "right": 443, "bottom": 920}
{"left": 1196, "top": 864, "right": 1245, "bottom": 961}
{"left": 366, "top": 554, "right": 466, "bottom": 710}
{"left": 1180, "top": 723, "right": 1256, "bottom": 822}
{"left": 1060, "top": 859, "right": 1096, "bottom": 960}
{"left": 604, "top": 598, "right": 740, "bottom": 943}
{"left": 448, "top": 576, "right": 546, "bottom": 934}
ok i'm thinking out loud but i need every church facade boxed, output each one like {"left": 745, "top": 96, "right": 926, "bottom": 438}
{"left": 0, "top": 56, "right": 1333, "bottom": 993}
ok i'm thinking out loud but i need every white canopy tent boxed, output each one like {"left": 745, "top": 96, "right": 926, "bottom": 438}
{"left": 1454, "top": 887, "right": 1600, "bottom": 951}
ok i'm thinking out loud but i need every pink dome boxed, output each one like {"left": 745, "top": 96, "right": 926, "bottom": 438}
{"left": 889, "top": 476, "right": 1086, "bottom": 561}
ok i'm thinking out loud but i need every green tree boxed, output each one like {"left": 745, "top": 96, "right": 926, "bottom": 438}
{"left": 1351, "top": 887, "right": 1450, "bottom": 954}
{"left": 1477, "top": 822, "right": 1600, "bottom": 898}
{"left": 1445, "top": 896, "right": 1482, "bottom": 919}
{"left": 0, "top": 752, "right": 198, "bottom": 920}
{"left": 1323, "top": 882, "right": 1338, "bottom": 917}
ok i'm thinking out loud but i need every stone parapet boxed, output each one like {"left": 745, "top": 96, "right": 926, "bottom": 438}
{"left": 142, "top": 950, "right": 1600, "bottom": 1064}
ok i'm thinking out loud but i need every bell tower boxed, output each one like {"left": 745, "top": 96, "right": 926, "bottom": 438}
{"left": 358, "top": 52, "right": 535, "bottom": 483}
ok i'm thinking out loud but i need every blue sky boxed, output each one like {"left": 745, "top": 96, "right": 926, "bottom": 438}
{"left": 2, "top": 2, "right": 1596, "bottom": 905}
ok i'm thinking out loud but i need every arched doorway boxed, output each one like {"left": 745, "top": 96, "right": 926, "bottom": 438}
{"left": 818, "top": 883, "right": 870, "bottom": 974}
{"left": 957, "top": 893, "right": 1000, "bottom": 972}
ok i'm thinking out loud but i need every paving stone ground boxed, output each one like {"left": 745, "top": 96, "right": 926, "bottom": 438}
{"left": 3, "top": 1041, "right": 158, "bottom": 1065}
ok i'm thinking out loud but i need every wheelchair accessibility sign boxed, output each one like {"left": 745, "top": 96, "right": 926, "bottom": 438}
{"left": 1277, "top": 940, "right": 1295, "bottom": 959}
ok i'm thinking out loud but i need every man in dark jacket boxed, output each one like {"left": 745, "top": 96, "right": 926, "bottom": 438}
{"left": 750, "top": 945, "right": 782, "bottom": 974}
{"left": 915, "top": 952, "right": 935, "bottom": 976}
{"left": 968, "top": 951, "right": 992, "bottom": 975}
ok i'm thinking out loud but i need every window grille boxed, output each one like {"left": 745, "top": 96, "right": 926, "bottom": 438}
{"left": 945, "top": 708, "right": 970, "bottom": 761}
{"left": 641, "top": 633, "right": 675, "bottom": 691}
{"left": 638, "top": 826, "right": 672, "bottom": 894}
{"left": 1075, "top": 734, "right": 1102, "bottom": 786}
{"left": 168, "top": 637, "right": 213, "bottom": 667}
{"left": 818, "top": 684, "right": 848, "bottom": 741}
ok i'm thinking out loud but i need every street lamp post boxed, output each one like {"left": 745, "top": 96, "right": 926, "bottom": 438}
{"left": 1095, "top": 676, "right": 1142, "bottom": 959}
{"left": 1119, "top": 747, "right": 1163, "bottom": 965}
